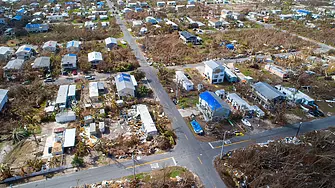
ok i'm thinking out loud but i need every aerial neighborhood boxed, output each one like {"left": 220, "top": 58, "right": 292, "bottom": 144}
{"left": 0, "top": 0, "right": 335, "bottom": 187}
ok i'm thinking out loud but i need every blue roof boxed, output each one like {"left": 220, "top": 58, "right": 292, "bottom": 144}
{"left": 97, "top": 2, "right": 104, "bottom": 5}
{"left": 200, "top": 91, "right": 222, "bottom": 110}
{"left": 297, "top": 9, "right": 311, "bottom": 15}
{"left": 118, "top": 73, "right": 131, "bottom": 82}
{"left": 68, "top": 54, "right": 76, "bottom": 56}
{"left": 65, "top": 2, "right": 74, "bottom": 5}
{"left": 226, "top": 44, "right": 234, "bottom": 50}
{"left": 26, "top": 24, "right": 40, "bottom": 28}
{"left": 12, "top": 15, "right": 22, "bottom": 21}
{"left": 24, "top": 47, "right": 31, "bottom": 51}
{"left": 190, "top": 120, "right": 203, "bottom": 134}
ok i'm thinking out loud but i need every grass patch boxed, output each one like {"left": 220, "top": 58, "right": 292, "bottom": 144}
{"left": 178, "top": 96, "right": 198, "bottom": 108}
{"left": 169, "top": 167, "right": 186, "bottom": 178}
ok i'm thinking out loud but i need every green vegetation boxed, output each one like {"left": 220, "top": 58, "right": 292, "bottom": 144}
{"left": 178, "top": 96, "right": 198, "bottom": 108}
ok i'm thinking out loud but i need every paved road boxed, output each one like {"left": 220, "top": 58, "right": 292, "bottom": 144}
{"left": 14, "top": 4, "right": 335, "bottom": 188}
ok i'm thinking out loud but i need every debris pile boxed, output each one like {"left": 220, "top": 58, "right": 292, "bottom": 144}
{"left": 215, "top": 129, "right": 335, "bottom": 188}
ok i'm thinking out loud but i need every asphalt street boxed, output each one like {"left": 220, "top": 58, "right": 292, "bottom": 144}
{"left": 14, "top": 3, "right": 335, "bottom": 188}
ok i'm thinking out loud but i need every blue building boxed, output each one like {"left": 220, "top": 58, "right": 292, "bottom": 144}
{"left": 198, "top": 91, "right": 231, "bottom": 121}
{"left": 0, "top": 89, "right": 9, "bottom": 112}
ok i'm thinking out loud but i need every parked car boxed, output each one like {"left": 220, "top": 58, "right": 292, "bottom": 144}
{"left": 234, "top": 68, "right": 240, "bottom": 73}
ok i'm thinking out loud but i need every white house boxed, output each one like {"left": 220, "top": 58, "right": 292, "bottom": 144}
{"left": 208, "top": 18, "right": 222, "bottom": 28}
{"left": 105, "top": 37, "right": 117, "bottom": 49}
{"left": 226, "top": 93, "right": 251, "bottom": 112}
{"left": 42, "top": 41, "right": 58, "bottom": 52}
{"left": 88, "top": 51, "right": 103, "bottom": 65}
{"left": 0, "top": 47, "right": 13, "bottom": 61}
{"left": 137, "top": 104, "right": 157, "bottom": 135}
{"left": 264, "top": 64, "right": 289, "bottom": 79}
{"left": 175, "top": 70, "right": 194, "bottom": 91}
{"left": 46, "top": 15, "right": 64, "bottom": 22}
{"left": 204, "top": 60, "right": 225, "bottom": 84}
{"left": 275, "top": 85, "right": 316, "bottom": 106}
{"left": 15, "top": 45, "right": 35, "bottom": 60}
{"left": 3, "top": 59, "right": 25, "bottom": 79}
{"left": 0, "top": 89, "right": 9, "bottom": 112}
{"left": 115, "top": 73, "right": 137, "bottom": 98}
{"left": 66, "top": 40, "right": 81, "bottom": 52}
{"left": 156, "top": 1, "right": 166, "bottom": 7}
{"left": 89, "top": 82, "right": 99, "bottom": 102}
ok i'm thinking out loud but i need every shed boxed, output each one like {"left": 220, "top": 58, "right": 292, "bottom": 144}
{"left": 63, "top": 128, "right": 76, "bottom": 148}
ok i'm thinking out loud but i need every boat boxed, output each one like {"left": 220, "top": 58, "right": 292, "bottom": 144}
{"left": 241, "top": 118, "right": 251, "bottom": 127}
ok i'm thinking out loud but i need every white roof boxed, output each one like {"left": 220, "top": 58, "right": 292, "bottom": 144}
{"left": 0, "top": 89, "right": 8, "bottom": 103}
{"left": 130, "top": 75, "right": 138, "bottom": 87}
{"left": 176, "top": 70, "right": 193, "bottom": 86}
{"left": 115, "top": 73, "right": 135, "bottom": 92}
{"left": 63, "top": 128, "right": 76, "bottom": 147}
{"left": 89, "top": 82, "right": 99, "bottom": 98}
{"left": 3, "top": 59, "right": 25, "bottom": 70}
{"left": 105, "top": 37, "right": 117, "bottom": 45}
{"left": 56, "top": 85, "right": 69, "bottom": 104}
{"left": 16, "top": 45, "right": 34, "bottom": 54}
{"left": 88, "top": 51, "right": 102, "bottom": 62}
{"left": 137, "top": 104, "right": 157, "bottom": 134}
{"left": 68, "top": 85, "right": 76, "bottom": 97}
{"left": 0, "top": 47, "right": 13, "bottom": 55}
{"left": 204, "top": 60, "right": 222, "bottom": 70}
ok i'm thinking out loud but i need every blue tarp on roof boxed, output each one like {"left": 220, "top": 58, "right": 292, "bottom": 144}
{"left": 297, "top": 9, "right": 311, "bottom": 15}
{"left": 12, "top": 15, "right": 22, "bottom": 21}
{"left": 199, "top": 91, "right": 222, "bottom": 110}
{"left": 226, "top": 44, "right": 234, "bottom": 50}
{"left": 26, "top": 24, "right": 40, "bottom": 28}
{"left": 190, "top": 120, "right": 203, "bottom": 134}
{"left": 65, "top": 2, "right": 74, "bottom": 5}
{"left": 97, "top": 2, "right": 104, "bottom": 5}
{"left": 68, "top": 54, "right": 76, "bottom": 56}
{"left": 118, "top": 73, "right": 131, "bottom": 82}
{"left": 24, "top": 47, "right": 31, "bottom": 51}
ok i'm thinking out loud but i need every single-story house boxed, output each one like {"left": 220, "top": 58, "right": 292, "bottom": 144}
{"left": 226, "top": 93, "right": 251, "bottom": 112}
{"left": 84, "top": 21, "right": 97, "bottom": 30}
{"left": 61, "top": 54, "right": 77, "bottom": 70}
{"left": 99, "top": 15, "right": 108, "bottom": 20}
{"left": 275, "top": 85, "right": 315, "bottom": 106}
{"left": 63, "top": 128, "right": 76, "bottom": 149}
{"left": 24, "top": 23, "right": 49, "bottom": 32}
{"left": 156, "top": 1, "right": 166, "bottom": 7}
{"left": 68, "top": 84, "right": 76, "bottom": 102}
{"left": 105, "top": 37, "right": 117, "bottom": 49}
{"left": 145, "top": 16, "right": 158, "bottom": 24}
{"left": 175, "top": 70, "right": 194, "bottom": 91}
{"left": 249, "top": 105, "right": 265, "bottom": 117}
{"left": 0, "top": 89, "right": 9, "bottom": 112}
{"left": 179, "top": 31, "right": 202, "bottom": 45}
{"left": 88, "top": 51, "right": 103, "bottom": 65}
{"left": 42, "top": 41, "right": 58, "bottom": 52}
{"left": 204, "top": 60, "right": 225, "bottom": 84}
{"left": 0, "top": 47, "right": 13, "bottom": 61}
{"left": 264, "top": 64, "right": 288, "bottom": 79}
{"left": 137, "top": 104, "right": 157, "bottom": 135}
{"left": 164, "top": 18, "right": 178, "bottom": 30}
{"left": 3, "top": 59, "right": 25, "bottom": 78}
{"left": 15, "top": 45, "right": 35, "bottom": 60}
{"left": 252, "top": 82, "right": 286, "bottom": 109}
{"left": 208, "top": 18, "right": 222, "bottom": 28}
{"left": 89, "top": 123, "right": 97, "bottom": 135}
{"left": 46, "top": 15, "right": 64, "bottom": 22}
{"left": 55, "top": 111, "right": 76, "bottom": 123}
{"left": 115, "top": 73, "right": 137, "bottom": 98}
{"left": 167, "top": 1, "right": 176, "bottom": 6}
{"left": 198, "top": 91, "right": 231, "bottom": 121}
{"left": 32, "top": 56, "right": 51, "bottom": 70}
{"left": 89, "top": 82, "right": 99, "bottom": 102}
{"left": 66, "top": 40, "right": 81, "bottom": 52}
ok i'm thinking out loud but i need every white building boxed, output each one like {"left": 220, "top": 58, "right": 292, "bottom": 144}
{"left": 0, "top": 47, "right": 13, "bottom": 61}
{"left": 275, "top": 85, "right": 315, "bottom": 106}
{"left": 115, "top": 73, "right": 137, "bottom": 98}
{"left": 15, "top": 45, "right": 35, "bottom": 60}
{"left": 56, "top": 85, "right": 69, "bottom": 108}
{"left": 226, "top": 93, "right": 251, "bottom": 112}
{"left": 175, "top": 70, "right": 194, "bottom": 91}
{"left": 66, "top": 40, "right": 81, "bottom": 52}
{"left": 42, "top": 41, "right": 58, "bottom": 52}
{"left": 55, "top": 111, "right": 76, "bottom": 123}
{"left": 137, "top": 104, "right": 157, "bottom": 135}
{"left": 204, "top": 60, "right": 225, "bottom": 84}
{"left": 88, "top": 51, "right": 103, "bottom": 65}
{"left": 63, "top": 128, "right": 76, "bottom": 148}
{"left": 0, "top": 89, "right": 9, "bottom": 112}
{"left": 89, "top": 82, "right": 99, "bottom": 102}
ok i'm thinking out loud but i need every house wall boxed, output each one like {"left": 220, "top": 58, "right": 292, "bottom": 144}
{"left": 16, "top": 51, "right": 32, "bottom": 60}
{"left": 204, "top": 65, "right": 225, "bottom": 84}
{"left": 0, "top": 94, "right": 8, "bottom": 111}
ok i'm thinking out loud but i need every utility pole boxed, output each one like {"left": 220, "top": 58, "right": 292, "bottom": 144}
{"left": 296, "top": 122, "right": 302, "bottom": 137}
{"left": 220, "top": 131, "right": 227, "bottom": 159}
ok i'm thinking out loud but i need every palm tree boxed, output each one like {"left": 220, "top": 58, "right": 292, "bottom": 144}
{"left": 11, "top": 127, "right": 29, "bottom": 144}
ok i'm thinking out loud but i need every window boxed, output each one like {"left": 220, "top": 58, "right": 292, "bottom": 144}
{"left": 213, "top": 79, "right": 217, "bottom": 83}
{"left": 218, "top": 79, "right": 222, "bottom": 82}
{"left": 214, "top": 75, "right": 218, "bottom": 78}
{"left": 220, "top": 74, "right": 224, "bottom": 77}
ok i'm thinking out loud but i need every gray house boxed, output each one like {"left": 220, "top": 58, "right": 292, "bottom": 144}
{"left": 3, "top": 59, "right": 25, "bottom": 78}
{"left": 198, "top": 91, "right": 231, "bottom": 121}
{"left": 252, "top": 82, "right": 285, "bottom": 109}
{"left": 32, "top": 56, "right": 51, "bottom": 70}
{"left": 61, "top": 54, "right": 77, "bottom": 70}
